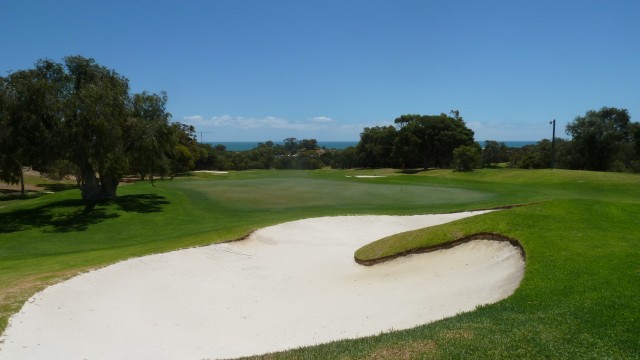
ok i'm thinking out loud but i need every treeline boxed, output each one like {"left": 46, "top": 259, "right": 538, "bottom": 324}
{"left": 189, "top": 106, "right": 640, "bottom": 174}
{"left": 330, "top": 107, "right": 640, "bottom": 173}
{"left": 332, "top": 111, "right": 477, "bottom": 170}
{"left": 508, "top": 107, "right": 640, "bottom": 172}
{"left": 193, "top": 138, "right": 333, "bottom": 171}
{"left": 0, "top": 56, "right": 198, "bottom": 205}
{"left": 3, "top": 56, "right": 639, "bottom": 206}
{"left": 190, "top": 111, "right": 480, "bottom": 172}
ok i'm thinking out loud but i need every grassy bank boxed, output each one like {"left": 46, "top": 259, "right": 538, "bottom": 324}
{"left": 1, "top": 169, "right": 639, "bottom": 358}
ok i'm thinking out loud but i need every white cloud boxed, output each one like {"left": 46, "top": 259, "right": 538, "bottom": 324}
{"left": 310, "top": 116, "right": 335, "bottom": 123}
{"left": 182, "top": 114, "right": 337, "bottom": 132}
{"left": 183, "top": 115, "right": 204, "bottom": 122}
{"left": 179, "top": 114, "right": 384, "bottom": 141}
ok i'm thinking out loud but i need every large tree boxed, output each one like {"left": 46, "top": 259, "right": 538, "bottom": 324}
{"left": 0, "top": 60, "right": 66, "bottom": 195}
{"left": 0, "top": 76, "right": 14, "bottom": 189}
{"left": 393, "top": 111, "right": 475, "bottom": 169}
{"left": 62, "top": 56, "right": 130, "bottom": 205}
{"left": 356, "top": 126, "right": 397, "bottom": 168}
{"left": 565, "top": 107, "right": 633, "bottom": 171}
{"left": 126, "top": 91, "right": 173, "bottom": 181}
{"left": 168, "top": 122, "right": 198, "bottom": 175}
{"left": 0, "top": 55, "right": 190, "bottom": 203}
{"left": 482, "top": 140, "right": 510, "bottom": 167}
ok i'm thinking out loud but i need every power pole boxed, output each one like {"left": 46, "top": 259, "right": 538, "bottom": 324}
{"left": 550, "top": 119, "right": 556, "bottom": 169}
{"left": 199, "top": 131, "right": 213, "bottom": 143}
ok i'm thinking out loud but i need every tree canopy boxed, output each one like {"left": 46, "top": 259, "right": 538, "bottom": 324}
{"left": 353, "top": 111, "right": 476, "bottom": 170}
{"left": 357, "top": 126, "right": 397, "bottom": 168}
{"left": 3, "top": 55, "right": 639, "bottom": 205}
{"left": 0, "top": 60, "right": 67, "bottom": 194}
{"left": 62, "top": 55, "right": 131, "bottom": 203}
{"left": 0, "top": 56, "right": 191, "bottom": 204}
{"left": 394, "top": 111, "right": 475, "bottom": 168}
{"left": 565, "top": 107, "right": 634, "bottom": 171}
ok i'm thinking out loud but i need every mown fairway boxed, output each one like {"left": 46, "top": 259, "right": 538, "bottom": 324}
{"left": 1, "top": 168, "right": 639, "bottom": 359}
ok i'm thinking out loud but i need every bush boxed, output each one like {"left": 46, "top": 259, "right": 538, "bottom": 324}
{"left": 453, "top": 144, "right": 481, "bottom": 171}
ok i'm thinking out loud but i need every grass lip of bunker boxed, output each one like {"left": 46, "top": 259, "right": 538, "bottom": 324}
{"left": 0, "top": 211, "right": 524, "bottom": 360}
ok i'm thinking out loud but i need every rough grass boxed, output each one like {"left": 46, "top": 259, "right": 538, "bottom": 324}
{"left": 1, "top": 168, "right": 639, "bottom": 359}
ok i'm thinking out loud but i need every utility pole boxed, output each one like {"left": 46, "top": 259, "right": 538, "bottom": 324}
{"left": 199, "top": 131, "right": 213, "bottom": 143}
{"left": 550, "top": 119, "right": 556, "bottom": 169}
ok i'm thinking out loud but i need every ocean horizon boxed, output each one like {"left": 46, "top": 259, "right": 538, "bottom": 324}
{"left": 204, "top": 140, "right": 539, "bottom": 151}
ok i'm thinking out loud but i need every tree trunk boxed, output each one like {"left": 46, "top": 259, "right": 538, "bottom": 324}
{"left": 80, "top": 165, "right": 103, "bottom": 206}
{"left": 100, "top": 175, "right": 119, "bottom": 199}
{"left": 20, "top": 171, "right": 25, "bottom": 196}
{"left": 78, "top": 161, "right": 120, "bottom": 210}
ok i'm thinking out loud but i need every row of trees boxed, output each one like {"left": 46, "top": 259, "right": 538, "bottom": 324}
{"left": 172, "top": 107, "right": 640, "bottom": 174}
{"left": 185, "top": 111, "right": 479, "bottom": 172}
{"left": 352, "top": 111, "right": 476, "bottom": 169}
{"left": 193, "top": 138, "right": 333, "bottom": 171}
{"left": 332, "top": 107, "right": 640, "bottom": 173}
{"left": 2, "top": 55, "right": 638, "bottom": 207}
{"left": 0, "top": 56, "right": 197, "bottom": 205}
{"left": 508, "top": 107, "right": 640, "bottom": 172}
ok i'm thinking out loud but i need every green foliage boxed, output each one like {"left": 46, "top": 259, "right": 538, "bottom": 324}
{"left": 0, "top": 60, "right": 67, "bottom": 194}
{"left": 193, "top": 138, "right": 330, "bottom": 171}
{"left": 453, "top": 143, "right": 481, "bottom": 171}
{"left": 330, "top": 146, "right": 358, "bottom": 169}
{"left": 44, "top": 160, "right": 78, "bottom": 181}
{"left": 0, "top": 56, "right": 190, "bottom": 202}
{"left": 169, "top": 122, "right": 198, "bottom": 174}
{"left": 126, "top": 91, "right": 173, "bottom": 180}
{"left": 393, "top": 111, "right": 475, "bottom": 169}
{"left": 565, "top": 107, "right": 635, "bottom": 171}
{"left": 507, "top": 107, "right": 639, "bottom": 173}
{"left": 352, "top": 111, "right": 475, "bottom": 170}
{"left": 356, "top": 126, "right": 398, "bottom": 168}
{"left": 63, "top": 55, "right": 131, "bottom": 203}
{"left": 482, "top": 140, "right": 510, "bottom": 166}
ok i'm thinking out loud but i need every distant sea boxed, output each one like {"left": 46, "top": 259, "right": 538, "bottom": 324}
{"left": 500, "top": 141, "right": 538, "bottom": 148}
{"left": 205, "top": 140, "right": 538, "bottom": 152}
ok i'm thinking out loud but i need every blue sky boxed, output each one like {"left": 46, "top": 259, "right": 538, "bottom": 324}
{"left": 2, "top": 1, "right": 639, "bottom": 142}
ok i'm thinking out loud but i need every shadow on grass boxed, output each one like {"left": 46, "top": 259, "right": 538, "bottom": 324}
{"left": 0, "top": 190, "right": 42, "bottom": 201}
{"left": 396, "top": 168, "right": 430, "bottom": 175}
{"left": 0, "top": 183, "right": 76, "bottom": 202}
{"left": 110, "top": 194, "right": 170, "bottom": 213}
{"left": 0, "top": 194, "right": 170, "bottom": 234}
{"left": 37, "top": 183, "right": 78, "bottom": 192}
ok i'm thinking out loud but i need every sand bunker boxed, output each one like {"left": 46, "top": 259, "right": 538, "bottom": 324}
{"left": 0, "top": 211, "right": 524, "bottom": 360}
{"left": 193, "top": 170, "right": 229, "bottom": 174}
{"left": 346, "top": 175, "right": 386, "bottom": 178}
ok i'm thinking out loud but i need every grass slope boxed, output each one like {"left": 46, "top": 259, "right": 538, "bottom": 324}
{"left": 1, "top": 169, "right": 639, "bottom": 359}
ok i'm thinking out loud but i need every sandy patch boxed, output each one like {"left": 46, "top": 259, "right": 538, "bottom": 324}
{"left": 346, "top": 175, "right": 386, "bottom": 178}
{"left": 0, "top": 211, "right": 524, "bottom": 360}
{"left": 193, "top": 170, "right": 229, "bottom": 174}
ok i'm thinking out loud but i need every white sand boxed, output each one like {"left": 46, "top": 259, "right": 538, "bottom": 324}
{"left": 193, "top": 170, "right": 229, "bottom": 174}
{"left": 0, "top": 211, "right": 524, "bottom": 360}
{"left": 346, "top": 175, "right": 386, "bottom": 178}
